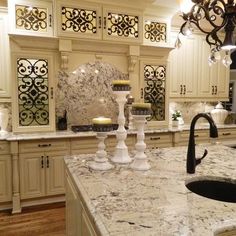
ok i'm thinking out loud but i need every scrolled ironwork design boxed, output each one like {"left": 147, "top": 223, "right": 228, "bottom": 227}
{"left": 107, "top": 13, "right": 139, "bottom": 38}
{"left": 143, "top": 65, "right": 166, "bottom": 121}
{"left": 61, "top": 7, "right": 97, "bottom": 33}
{"left": 15, "top": 5, "right": 47, "bottom": 31}
{"left": 144, "top": 21, "right": 167, "bottom": 42}
{"left": 17, "top": 58, "right": 49, "bottom": 126}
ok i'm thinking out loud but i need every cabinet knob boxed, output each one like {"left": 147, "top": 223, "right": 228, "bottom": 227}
{"left": 212, "top": 86, "right": 214, "bottom": 95}
{"left": 49, "top": 14, "right": 52, "bottom": 27}
{"left": 46, "top": 156, "right": 49, "bottom": 168}
{"left": 183, "top": 85, "right": 186, "bottom": 95}
{"left": 215, "top": 86, "right": 217, "bottom": 95}
{"left": 98, "top": 16, "right": 102, "bottom": 29}
{"left": 140, "top": 88, "right": 144, "bottom": 99}
{"left": 41, "top": 156, "right": 44, "bottom": 168}
{"left": 103, "top": 17, "right": 106, "bottom": 29}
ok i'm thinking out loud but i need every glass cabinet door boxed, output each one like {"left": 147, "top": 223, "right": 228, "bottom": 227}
{"left": 140, "top": 60, "right": 169, "bottom": 128}
{"left": 56, "top": 1, "right": 102, "bottom": 39}
{"left": 12, "top": 53, "right": 55, "bottom": 133}
{"left": 9, "top": 0, "right": 53, "bottom": 37}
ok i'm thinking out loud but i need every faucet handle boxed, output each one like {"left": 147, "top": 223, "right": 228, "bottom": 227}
{"left": 196, "top": 149, "right": 208, "bottom": 165}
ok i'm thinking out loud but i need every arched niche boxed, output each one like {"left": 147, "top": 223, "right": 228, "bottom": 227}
{"left": 56, "top": 61, "right": 129, "bottom": 127}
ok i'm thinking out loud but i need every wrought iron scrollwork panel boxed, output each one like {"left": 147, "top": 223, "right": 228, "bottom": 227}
{"left": 144, "top": 21, "right": 167, "bottom": 43}
{"left": 61, "top": 7, "right": 97, "bottom": 33}
{"left": 15, "top": 5, "right": 47, "bottom": 32}
{"left": 143, "top": 65, "right": 166, "bottom": 121}
{"left": 17, "top": 58, "right": 49, "bottom": 126}
{"left": 107, "top": 13, "right": 139, "bottom": 38}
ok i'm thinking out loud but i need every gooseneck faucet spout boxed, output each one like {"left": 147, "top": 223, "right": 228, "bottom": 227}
{"left": 187, "top": 113, "right": 218, "bottom": 174}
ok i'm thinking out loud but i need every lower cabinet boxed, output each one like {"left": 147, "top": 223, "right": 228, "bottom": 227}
{"left": 19, "top": 139, "right": 70, "bottom": 199}
{"left": 66, "top": 171, "right": 97, "bottom": 236}
{"left": 0, "top": 152, "right": 12, "bottom": 203}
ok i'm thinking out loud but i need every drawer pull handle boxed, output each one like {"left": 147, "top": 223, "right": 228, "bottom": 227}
{"left": 223, "top": 132, "right": 231, "bottom": 136}
{"left": 103, "top": 17, "right": 106, "bottom": 29}
{"left": 194, "top": 134, "right": 199, "bottom": 138}
{"left": 98, "top": 16, "right": 102, "bottom": 29}
{"left": 41, "top": 156, "right": 44, "bottom": 168}
{"left": 150, "top": 137, "right": 160, "bottom": 140}
{"left": 38, "top": 144, "right": 51, "bottom": 147}
{"left": 46, "top": 156, "right": 49, "bottom": 168}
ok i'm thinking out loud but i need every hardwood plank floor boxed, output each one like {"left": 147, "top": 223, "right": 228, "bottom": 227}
{"left": 0, "top": 202, "right": 66, "bottom": 236}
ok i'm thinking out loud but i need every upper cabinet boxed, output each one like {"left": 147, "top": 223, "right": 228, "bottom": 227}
{"left": 0, "top": 7, "right": 11, "bottom": 100}
{"left": 169, "top": 32, "right": 230, "bottom": 101}
{"left": 8, "top": 0, "right": 54, "bottom": 37}
{"left": 56, "top": 1, "right": 143, "bottom": 43}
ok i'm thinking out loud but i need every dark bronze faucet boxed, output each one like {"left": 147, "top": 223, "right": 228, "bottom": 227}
{"left": 186, "top": 113, "right": 218, "bottom": 174}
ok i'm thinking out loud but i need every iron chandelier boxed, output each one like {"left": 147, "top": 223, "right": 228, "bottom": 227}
{"left": 178, "top": 0, "right": 236, "bottom": 67}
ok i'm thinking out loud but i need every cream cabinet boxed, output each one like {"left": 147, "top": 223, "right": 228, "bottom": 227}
{"left": 71, "top": 134, "right": 135, "bottom": 155}
{"left": 169, "top": 34, "right": 199, "bottom": 98}
{"left": 66, "top": 171, "right": 98, "bottom": 236}
{"left": 0, "top": 141, "right": 12, "bottom": 203}
{"left": 56, "top": 0, "right": 142, "bottom": 43}
{"left": 169, "top": 33, "right": 229, "bottom": 100}
{"left": 173, "top": 130, "right": 210, "bottom": 147}
{"left": 215, "top": 128, "right": 236, "bottom": 143}
{"left": 19, "top": 139, "right": 70, "bottom": 199}
{"left": 11, "top": 52, "right": 56, "bottom": 133}
{"left": 8, "top": 0, "right": 53, "bottom": 37}
{"left": 198, "top": 36, "right": 229, "bottom": 100}
{"left": 0, "top": 7, "right": 11, "bottom": 99}
{"left": 145, "top": 132, "right": 172, "bottom": 149}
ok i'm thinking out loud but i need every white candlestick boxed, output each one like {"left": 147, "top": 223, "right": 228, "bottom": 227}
{"left": 111, "top": 91, "right": 132, "bottom": 164}
{"left": 89, "top": 132, "right": 114, "bottom": 171}
{"left": 130, "top": 115, "right": 150, "bottom": 171}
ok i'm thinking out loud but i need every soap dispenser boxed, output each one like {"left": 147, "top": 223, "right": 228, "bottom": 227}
{"left": 210, "top": 102, "right": 228, "bottom": 125}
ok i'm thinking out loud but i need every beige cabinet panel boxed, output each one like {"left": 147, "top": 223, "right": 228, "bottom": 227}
{"left": 0, "top": 8, "right": 11, "bottom": 99}
{"left": 46, "top": 153, "right": 66, "bottom": 196}
{"left": 66, "top": 173, "right": 82, "bottom": 236}
{"left": 19, "top": 153, "right": 45, "bottom": 199}
{"left": 81, "top": 208, "right": 97, "bottom": 236}
{"left": 9, "top": 0, "right": 53, "bottom": 37}
{"left": 0, "top": 155, "right": 12, "bottom": 202}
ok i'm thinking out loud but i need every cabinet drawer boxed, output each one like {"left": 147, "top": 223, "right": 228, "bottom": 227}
{"left": 19, "top": 139, "right": 70, "bottom": 153}
{"left": 0, "top": 141, "right": 10, "bottom": 154}
{"left": 216, "top": 129, "right": 236, "bottom": 142}
{"left": 145, "top": 133, "right": 172, "bottom": 149}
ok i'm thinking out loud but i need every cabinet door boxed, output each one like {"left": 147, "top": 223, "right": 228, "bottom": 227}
{"left": 19, "top": 153, "right": 45, "bottom": 199}
{"left": 9, "top": 0, "right": 53, "bottom": 37}
{"left": 0, "top": 155, "right": 12, "bottom": 202}
{"left": 102, "top": 6, "right": 142, "bottom": 43}
{"left": 66, "top": 173, "right": 82, "bottom": 236}
{"left": 140, "top": 60, "right": 169, "bottom": 128}
{"left": 12, "top": 52, "right": 56, "bottom": 133}
{"left": 46, "top": 151, "right": 68, "bottom": 196}
{"left": 169, "top": 34, "right": 198, "bottom": 98}
{"left": 56, "top": 0, "right": 102, "bottom": 39}
{"left": 81, "top": 207, "right": 97, "bottom": 236}
{"left": 0, "top": 8, "right": 11, "bottom": 99}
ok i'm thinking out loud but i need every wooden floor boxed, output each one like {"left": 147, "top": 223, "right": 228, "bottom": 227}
{"left": 0, "top": 202, "right": 66, "bottom": 236}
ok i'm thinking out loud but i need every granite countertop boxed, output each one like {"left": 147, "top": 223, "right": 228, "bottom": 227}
{"left": 64, "top": 144, "right": 236, "bottom": 236}
{"left": 2, "top": 124, "right": 236, "bottom": 141}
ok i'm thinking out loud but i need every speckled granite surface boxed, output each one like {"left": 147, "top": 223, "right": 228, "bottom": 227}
{"left": 65, "top": 145, "right": 236, "bottom": 236}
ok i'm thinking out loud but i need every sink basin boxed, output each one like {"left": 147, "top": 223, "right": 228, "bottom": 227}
{"left": 185, "top": 177, "right": 236, "bottom": 203}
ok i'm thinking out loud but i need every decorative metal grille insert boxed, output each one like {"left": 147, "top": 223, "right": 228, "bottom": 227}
{"left": 61, "top": 7, "right": 97, "bottom": 33}
{"left": 143, "top": 65, "right": 166, "bottom": 121}
{"left": 107, "top": 13, "right": 139, "bottom": 38}
{"left": 144, "top": 21, "right": 167, "bottom": 43}
{"left": 17, "top": 58, "right": 49, "bottom": 126}
{"left": 15, "top": 5, "right": 47, "bottom": 32}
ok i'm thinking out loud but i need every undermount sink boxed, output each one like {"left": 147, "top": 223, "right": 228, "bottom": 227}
{"left": 185, "top": 177, "right": 236, "bottom": 203}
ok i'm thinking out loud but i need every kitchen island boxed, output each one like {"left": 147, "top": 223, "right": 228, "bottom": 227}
{"left": 64, "top": 144, "right": 236, "bottom": 236}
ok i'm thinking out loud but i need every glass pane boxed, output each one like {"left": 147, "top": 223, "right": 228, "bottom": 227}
{"left": 144, "top": 21, "right": 167, "bottom": 43}
{"left": 143, "top": 64, "right": 166, "bottom": 121}
{"left": 61, "top": 6, "right": 97, "bottom": 34}
{"left": 17, "top": 58, "right": 49, "bottom": 126}
{"left": 15, "top": 5, "right": 48, "bottom": 32}
{"left": 107, "top": 12, "right": 139, "bottom": 38}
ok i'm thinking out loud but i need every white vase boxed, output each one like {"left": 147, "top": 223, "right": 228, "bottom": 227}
{"left": 210, "top": 102, "right": 228, "bottom": 125}
{"left": 172, "top": 120, "right": 179, "bottom": 127}
{"left": 0, "top": 108, "right": 9, "bottom": 133}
